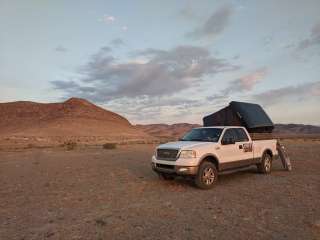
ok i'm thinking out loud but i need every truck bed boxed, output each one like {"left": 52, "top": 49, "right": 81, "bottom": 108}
{"left": 250, "top": 133, "right": 276, "bottom": 140}
{"left": 253, "top": 139, "right": 278, "bottom": 159}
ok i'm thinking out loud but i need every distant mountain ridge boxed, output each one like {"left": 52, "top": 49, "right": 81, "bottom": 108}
{"left": 136, "top": 123, "right": 201, "bottom": 139}
{"left": 1, "top": 97, "right": 319, "bottom": 143}
{"left": 273, "top": 124, "right": 320, "bottom": 134}
{"left": 136, "top": 123, "right": 320, "bottom": 139}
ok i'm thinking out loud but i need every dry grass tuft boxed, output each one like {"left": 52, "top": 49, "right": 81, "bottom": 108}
{"left": 102, "top": 143, "right": 117, "bottom": 149}
{"left": 62, "top": 141, "right": 77, "bottom": 150}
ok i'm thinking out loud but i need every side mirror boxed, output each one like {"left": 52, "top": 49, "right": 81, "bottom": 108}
{"left": 221, "top": 138, "right": 235, "bottom": 145}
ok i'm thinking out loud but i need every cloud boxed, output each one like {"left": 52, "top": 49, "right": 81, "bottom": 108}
{"left": 229, "top": 67, "right": 267, "bottom": 91}
{"left": 179, "top": 7, "right": 198, "bottom": 20}
{"left": 297, "top": 22, "right": 320, "bottom": 50}
{"left": 51, "top": 80, "right": 97, "bottom": 98}
{"left": 121, "top": 26, "right": 128, "bottom": 31}
{"left": 99, "top": 14, "right": 116, "bottom": 24}
{"left": 89, "top": 96, "right": 204, "bottom": 123}
{"left": 110, "top": 38, "right": 125, "bottom": 47}
{"left": 55, "top": 45, "right": 68, "bottom": 53}
{"left": 186, "top": 5, "right": 233, "bottom": 39}
{"left": 115, "top": 97, "right": 201, "bottom": 113}
{"left": 252, "top": 81, "right": 320, "bottom": 106}
{"left": 51, "top": 80, "right": 78, "bottom": 89}
{"left": 52, "top": 45, "right": 238, "bottom": 102}
{"left": 206, "top": 68, "right": 267, "bottom": 102}
{"left": 52, "top": 45, "right": 239, "bottom": 123}
{"left": 205, "top": 68, "right": 267, "bottom": 105}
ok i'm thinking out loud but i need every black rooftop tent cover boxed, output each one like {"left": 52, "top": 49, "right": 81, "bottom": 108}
{"left": 203, "top": 101, "right": 274, "bottom": 133}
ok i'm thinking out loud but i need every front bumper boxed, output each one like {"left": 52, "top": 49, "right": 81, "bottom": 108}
{"left": 151, "top": 157, "right": 198, "bottom": 176}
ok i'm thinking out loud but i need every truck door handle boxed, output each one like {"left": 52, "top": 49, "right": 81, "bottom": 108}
{"left": 239, "top": 145, "right": 243, "bottom": 149}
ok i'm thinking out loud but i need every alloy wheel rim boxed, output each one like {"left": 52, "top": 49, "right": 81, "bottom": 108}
{"left": 202, "top": 167, "right": 215, "bottom": 185}
{"left": 265, "top": 157, "right": 271, "bottom": 172}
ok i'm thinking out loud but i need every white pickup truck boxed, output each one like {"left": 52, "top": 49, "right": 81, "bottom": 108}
{"left": 151, "top": 126, "right": 278, "bottom": 189}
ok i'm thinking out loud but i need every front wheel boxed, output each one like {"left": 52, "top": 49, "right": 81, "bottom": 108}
{"left": 194, "top": 162, "right": 218, "bottom": 189}
{"left": 257, "top": 153, "right": 272, "bottom": 174}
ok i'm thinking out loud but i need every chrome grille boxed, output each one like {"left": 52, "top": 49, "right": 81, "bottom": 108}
{"left": 156, "top": 149, "right": 179, "bottom": 160}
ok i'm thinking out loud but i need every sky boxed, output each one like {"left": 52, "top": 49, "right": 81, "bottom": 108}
{"left": 1, "top": 0, "right": 320, "bottom": 125}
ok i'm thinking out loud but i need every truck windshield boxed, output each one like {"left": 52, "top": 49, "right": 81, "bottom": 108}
{"left": 180, "top": 128, "right": 223, "bottom": 142}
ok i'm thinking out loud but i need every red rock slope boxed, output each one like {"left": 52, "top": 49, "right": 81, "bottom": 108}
{"left": 0, "top": 98, "right": 149, "bottom": 141}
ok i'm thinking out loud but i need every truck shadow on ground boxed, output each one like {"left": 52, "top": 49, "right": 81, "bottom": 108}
{"left": 157, "top": 165, "right": 287, "bottom": 189}
{"left": 150, "top": 167, "right": 259, "bottom": 189}
{"left": 126, "top": 159, "right": 287, "bottom": 189}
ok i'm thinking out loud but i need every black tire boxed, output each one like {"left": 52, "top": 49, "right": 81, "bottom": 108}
{"left": 159, "top": 173, "right": 175, "bottom": 180}
{"left": 194, "top": 161, "right": 218, "bottom": 189}
{"left": 257, "top": 153, "right": 272, "bottom": 174}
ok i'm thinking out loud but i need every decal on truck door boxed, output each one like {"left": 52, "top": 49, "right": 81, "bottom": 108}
{"left": 243, "top": 143, "right": 253, "bottom": 152}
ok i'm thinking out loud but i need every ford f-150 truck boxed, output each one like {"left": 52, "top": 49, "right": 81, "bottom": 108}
{"left": 151, "top": 126, "right": 278, "bottom": 189}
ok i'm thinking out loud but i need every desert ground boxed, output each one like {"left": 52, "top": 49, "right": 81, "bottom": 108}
{"left": 0, "top": 139, "right": 319, "bottom": 240}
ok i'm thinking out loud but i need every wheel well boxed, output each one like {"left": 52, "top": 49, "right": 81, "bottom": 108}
{"left": 264, "top": 149, "right": 273, "bottom": 158}
{"left": 201, "top": 155, "right": 219, "bottom": 170}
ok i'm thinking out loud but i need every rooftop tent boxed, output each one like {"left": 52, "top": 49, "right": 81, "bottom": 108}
{"left": 203, "top": 101, "right": 274, "bottom": 133}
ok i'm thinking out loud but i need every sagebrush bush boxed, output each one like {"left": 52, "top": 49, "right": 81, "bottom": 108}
{"left": 27, "top": 143, "right": 34, "bottom": 148}
{"left": 103, "top": 143, "right": 117, "bottom": 149}
{"left": 63, "top": 141, "right": 77, "bottom": 150}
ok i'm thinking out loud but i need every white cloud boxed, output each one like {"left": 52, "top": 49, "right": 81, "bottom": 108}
{"left": 237, "top": 68, "right": 267, "bottom": 91}
{"left": 52, "top": 45, "right": 238, "bottom": 101}
{"left": 252, "top": 81, "right": 320, "bottom": 106}
{"left": 99, "top": 14, "right": 116, "bottom": 24}
{"left": 220, "top": 67, "right": 267, "bottom": 95}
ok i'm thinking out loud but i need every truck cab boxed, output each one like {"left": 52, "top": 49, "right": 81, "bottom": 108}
{"left": 152, "top": 126, "right": 278, "bottom": 189}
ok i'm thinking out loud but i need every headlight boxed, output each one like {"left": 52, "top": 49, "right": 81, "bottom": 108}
{"left": 154, "top": 149, "right": 157, "bottom": 158}
{"left": 179, "top": 150, "right": 196, "bottom": 158}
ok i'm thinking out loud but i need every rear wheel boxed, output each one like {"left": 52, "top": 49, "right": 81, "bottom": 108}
{"left": 195, "top": 161, "right": 218, "bottom": 189}
{"left": 257, "top": 153, "right": 272, "bottom": 174}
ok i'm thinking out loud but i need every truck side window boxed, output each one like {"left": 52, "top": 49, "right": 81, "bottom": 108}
{"left": 234, "top": 128, "right": 249, "bottom": 142}
{"left": 222, "top": 129, "right": 236, "bottom": 141}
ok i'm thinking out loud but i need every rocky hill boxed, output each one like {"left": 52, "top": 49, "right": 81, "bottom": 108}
{"left": 0, "top": 98, "right": 151, "bottom": 146}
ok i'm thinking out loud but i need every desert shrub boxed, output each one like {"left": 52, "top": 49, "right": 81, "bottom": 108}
{"left": 103, "top": 143, "right": 117, "bottom": 149}
{"left": 95, "top": 218, "right": 107, "bottom": 226}
{"left": 26, "top": 143, "right": 34, "bottom": 149}
{"left": 63, "top": 141, "right": 77, "bottom": 150}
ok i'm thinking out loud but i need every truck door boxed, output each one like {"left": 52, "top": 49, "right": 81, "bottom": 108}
{"left": 233, "top": 128, "right": 254, "bottom": 162}
{"left": 219, "top": 129, "right": 240, "bottom": 167}
{"left": 218, "top": 128, "right": 253, "bottom": 170}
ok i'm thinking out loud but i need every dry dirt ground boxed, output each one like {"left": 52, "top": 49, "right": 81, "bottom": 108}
{"left": 0, "top": 140, "right": 319, "bottom": 240}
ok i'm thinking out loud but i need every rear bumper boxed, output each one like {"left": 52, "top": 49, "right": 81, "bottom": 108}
{"left": 151, "top": 162, "right": 198, "bottom": 176}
